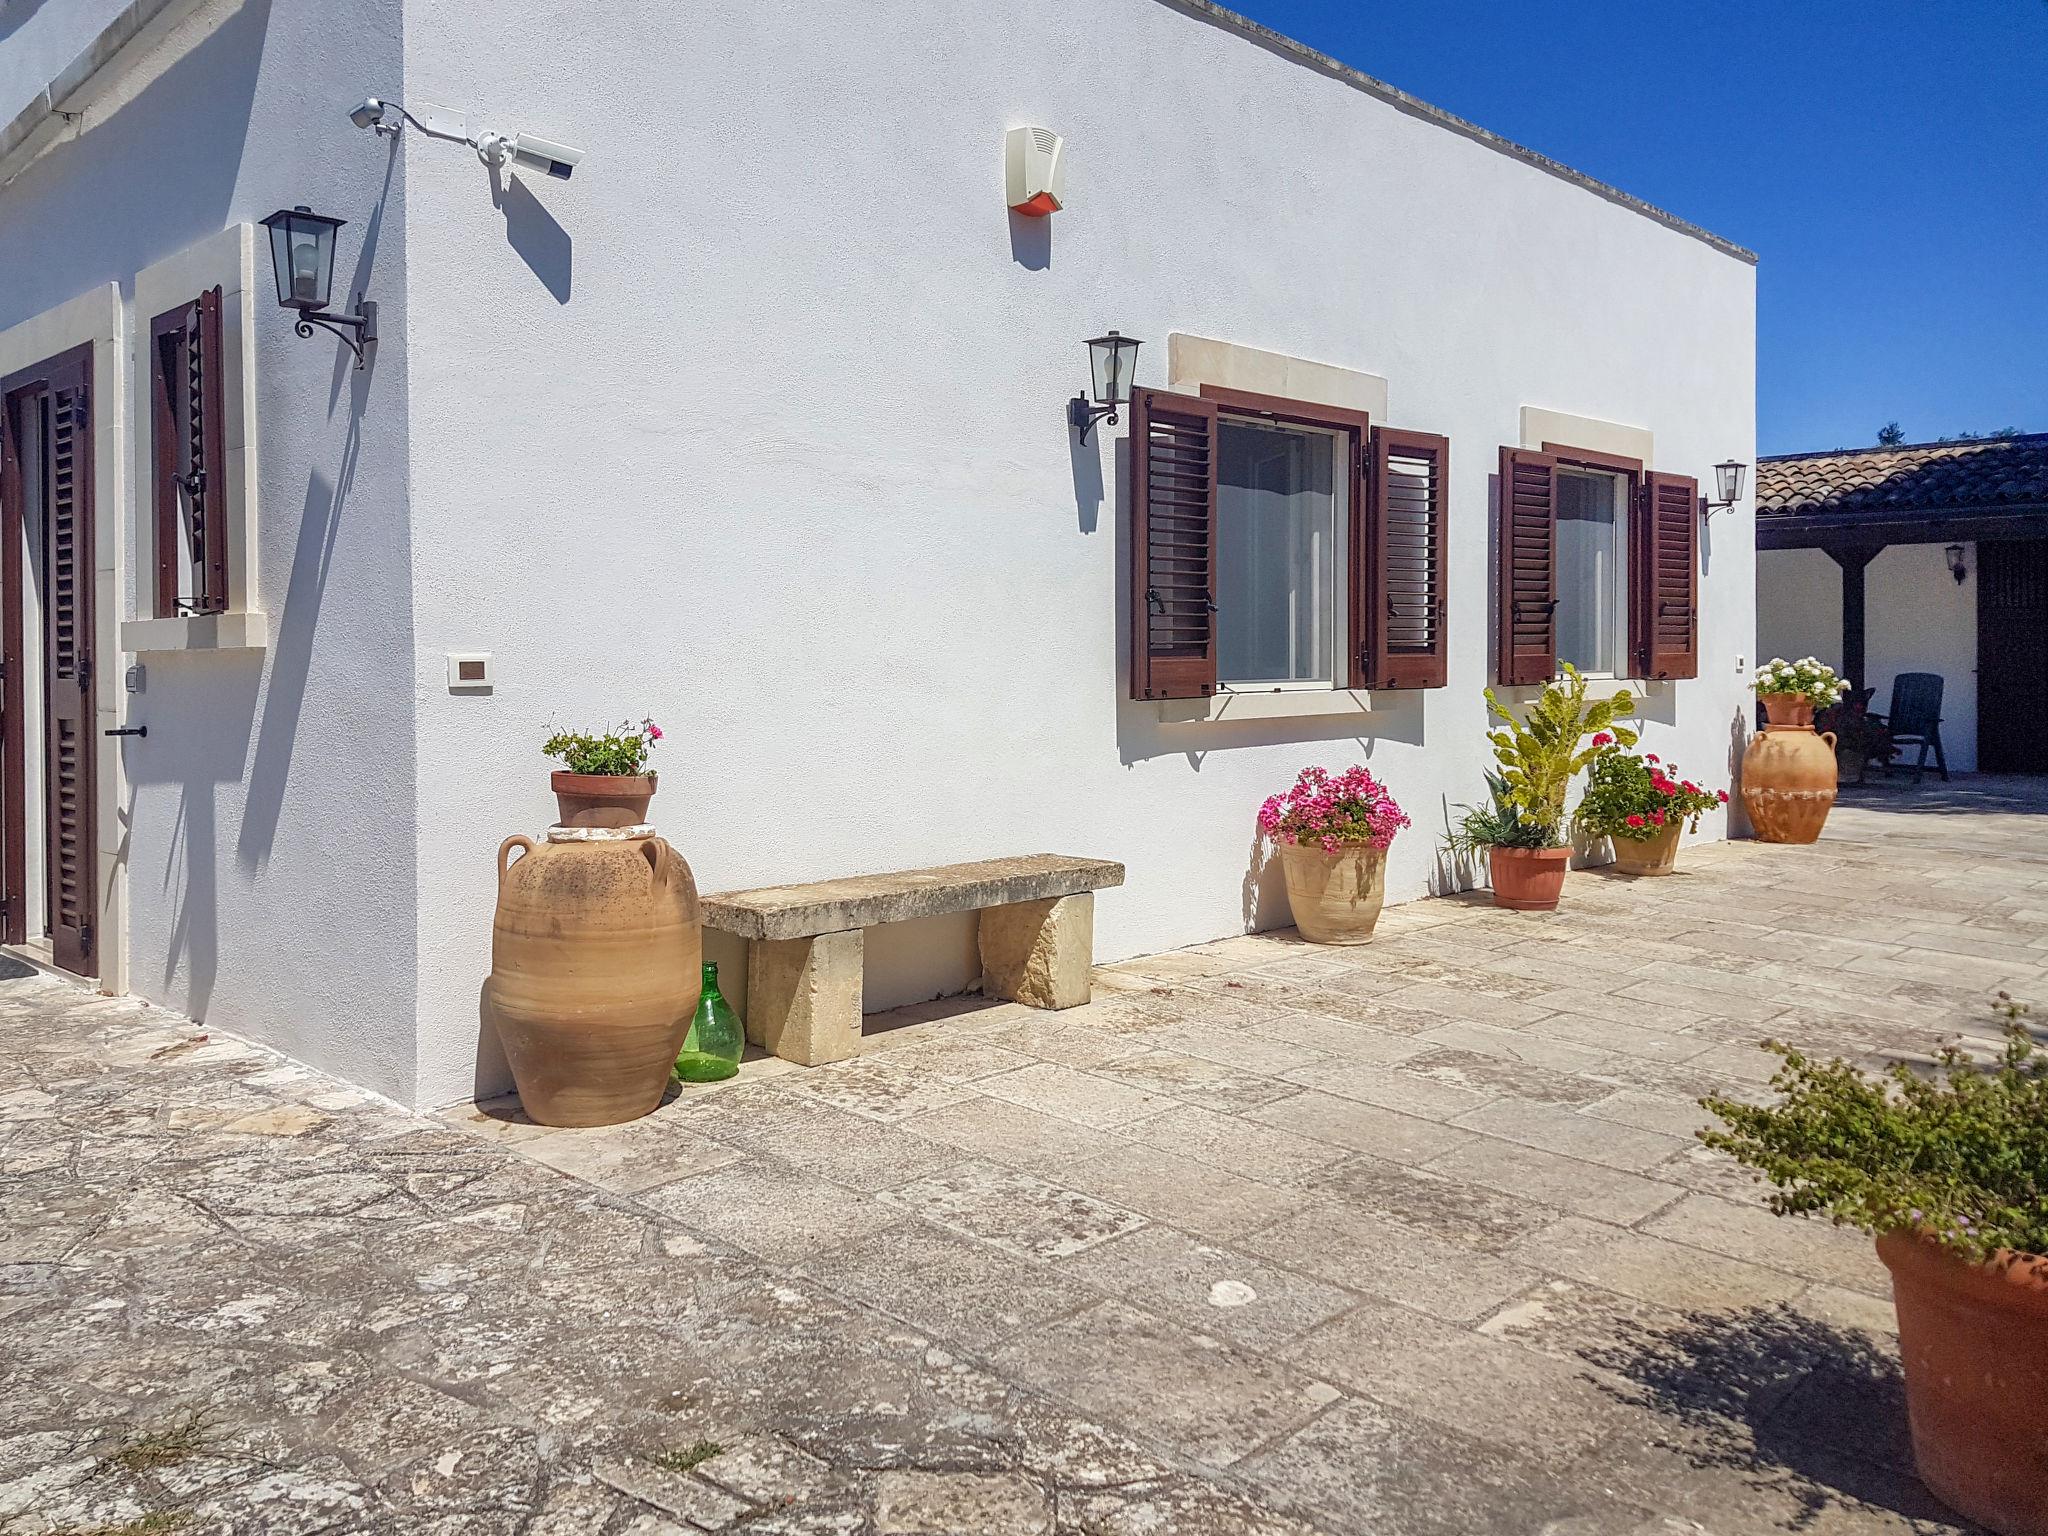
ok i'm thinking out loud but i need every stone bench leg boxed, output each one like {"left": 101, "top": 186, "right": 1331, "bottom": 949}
{"left": 978, "top": 892, "right": 1094, "bottom": 1010}
{"left": 746, "top": 930, "right": 863, "bottom": 1065}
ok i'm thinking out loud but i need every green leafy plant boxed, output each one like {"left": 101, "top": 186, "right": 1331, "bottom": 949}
{"left": 542, "top": 717, "right": 662, "bottom": 777}
{"left": 1575, "top": 752, "right": 1728, "bottom": 843}
{"left": 1482, "top": 664, "right": 1638, "bottom": 840}
{"left": 1700, "top": 995, "right": 2048, "bottom": 1262}
{"left": 1445, "top": 773, "right": 1553, "bottom": 854}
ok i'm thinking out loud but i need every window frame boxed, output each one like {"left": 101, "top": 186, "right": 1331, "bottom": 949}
{"left": 1542, "top": 440, "right": 1646, "bottom": 680}
{"left": 148, "top": 291, "right": 228, "bottom": 619}
{"left": 1198, "top": 385, "right": 1371, "bottom": 693}
{"left": 1206, "top": 401, "right": 1353, "bottom": 692}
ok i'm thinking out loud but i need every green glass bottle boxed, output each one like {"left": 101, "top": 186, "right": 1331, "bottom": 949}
{"left": 674, "top": 961, "right": 742, "bottom": 1083}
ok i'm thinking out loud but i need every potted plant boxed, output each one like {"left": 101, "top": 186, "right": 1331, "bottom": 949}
{"left": 543, "top": 717, "right": 663, "bottom": 827}
{"left": 1452, "top": 666, "right": 1637, "bottom": 910}
{"left": 1446, "top": 775, "right": 1558, "bottom": 909}
{"left": 1575, "top": 751, "right": 1729, "bottom": 876}
{"left": 1258, "top": 764, "right": 1411, "bottom": 944}
{"left": 1743, "top": 658, "right": 1848, "bottom": 842}
{"left": 1817, "top": 689, "right": 1894, "bottom": 786}
{"left": 1700, "top": 996, "right": 2048, "bottom": 1536}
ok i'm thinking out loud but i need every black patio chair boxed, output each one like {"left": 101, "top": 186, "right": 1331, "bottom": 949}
{"left": 1883, "top": 672, "right": 1949, "bottom": 784}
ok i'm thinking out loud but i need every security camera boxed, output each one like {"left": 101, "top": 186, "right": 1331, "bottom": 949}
{"left": 475, "top": 130, "right": 583, "bottom": 180}
{"left": 348, "top": 97, "right": 389, "bottom": 131}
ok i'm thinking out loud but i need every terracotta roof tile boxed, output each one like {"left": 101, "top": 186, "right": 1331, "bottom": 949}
{"left": 1757, "top": 434, "right": 2048, "bottom": 519}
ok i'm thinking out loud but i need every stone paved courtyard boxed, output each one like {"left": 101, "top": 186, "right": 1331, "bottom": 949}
{"left": 6, "top": 781, "right": 2047, "bottom": 1535}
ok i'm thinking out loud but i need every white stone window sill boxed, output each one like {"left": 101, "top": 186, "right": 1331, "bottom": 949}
{"left": 121, "top": 612, "right": 268, "bottom": 653}
{"left": 1154, "top": 688, "right": 1380, "bottom": 724}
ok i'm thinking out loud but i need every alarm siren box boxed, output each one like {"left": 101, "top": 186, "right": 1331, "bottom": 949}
{"left": 1005, "top": 125, "right": 1065, "bottom": 216}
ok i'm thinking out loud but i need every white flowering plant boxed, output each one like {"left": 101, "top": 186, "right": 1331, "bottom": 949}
{"left": 1753, "top": 656, "right": 1848, "bottom": 708}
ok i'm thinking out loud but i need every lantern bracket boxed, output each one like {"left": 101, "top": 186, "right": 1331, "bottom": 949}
{"left": 293, "top": 298, "right": 377, "bottom": 370}
{"left": 1068, "top": 394, "right": 1120, "bottom": 445}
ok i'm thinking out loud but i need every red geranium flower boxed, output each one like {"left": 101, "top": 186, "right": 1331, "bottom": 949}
{"left": 1625, "top": 814, "right": 1646, "bottom": 829}
{"left": 1591, "top": 732, "right": 1613, "bottom": 747}
{"left": 1651, "top": 809, "right": 1667, "bottom": 826}
{"left": 1717, "top": 789, "right": 1730, "bottom": 803}
{"left": 1645, "top": 753, "right": 1659, "bottom": 763}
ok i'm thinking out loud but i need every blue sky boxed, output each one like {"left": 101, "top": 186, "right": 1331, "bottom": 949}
{"left": 1232, "top": 0, "right": 2048, "bottom": 456}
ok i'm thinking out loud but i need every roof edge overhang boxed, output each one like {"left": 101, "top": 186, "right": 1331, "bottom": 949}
{"left": 1, "top": 0, "right": 229, "bottom": 191}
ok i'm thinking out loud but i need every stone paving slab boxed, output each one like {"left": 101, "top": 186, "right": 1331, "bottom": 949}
{"left": 9, "top": 777, "right": 2047, "bottom": 1532}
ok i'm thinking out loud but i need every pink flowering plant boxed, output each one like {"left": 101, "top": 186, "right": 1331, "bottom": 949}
{"left": 1259, "top": 765, "right": 1411, "bottom": 855}
{"left": 1574, "top": 750, "right": 1727, "bottom": 843}
{"left": 542, "top": 717, "right": 663, "bottom": 777}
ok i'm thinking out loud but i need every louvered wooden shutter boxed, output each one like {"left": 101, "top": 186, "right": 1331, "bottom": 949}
{"left": 1365, "top": 428, "right": 1449, "bottom": 689}
{"left": 150, "top": 289, "right": 227, "bottom": 617}
{"left": 44, "top": 353, "right": 97, "bottom": 976}
{"left": 1497, "top": 447, "right": 1559, "bottom": 685}
{"left": 1642, "top": 471, "right": 1699, "bottom": 679}
{"left": 1129, "top": 388, "right": 1219, "bottom": 700}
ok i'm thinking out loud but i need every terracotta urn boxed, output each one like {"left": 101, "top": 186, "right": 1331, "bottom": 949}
{"left": 490, "top": 825, "right": 701, "bottom": 1126}
{"left": 1488, "top": 845, "right": 1569, "bottom": 910}
{"left": 1277, "top": 840, "right": 1386, "bottom": 944}
{"left": 552, "top": 770, "right": 657, "bottom": 828}
{"left": 1611, "top": 822, "right": 1682, "bottom": 877}
{"left": 1740, "top": 693, "right": 1837, "bottom": 844}
{"left": 1877, "top": 1232, "right": 2048, "bottom": 1536}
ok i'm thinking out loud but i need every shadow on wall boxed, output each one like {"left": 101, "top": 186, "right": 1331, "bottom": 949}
{"left": 238, "top": 144, "right": 395, "bottom": 872}
{"left": 124, "top": 654, "right": 263, "bottom": 1022}
{"left": 493, "top": 166, "right": 572, "bottom": 304}
{"left": 1007, "top": 209, "right": 1050, "bottom": 272}
{"left": 1725, "top": 705, "right": 1754, "bottom": 838}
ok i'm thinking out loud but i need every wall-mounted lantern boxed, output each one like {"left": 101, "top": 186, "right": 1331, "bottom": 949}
{"left": 1068, "top": 331, "right": 1141, "bottom": 444}
{"left": 1705, "top": 459, "right": 1748, "bottom": 516}
{"left": 261, "top": 206, "right": 377, "bottom": 369}
{"left": 1946, "top": 543, "right": 1967, "bottom": 585}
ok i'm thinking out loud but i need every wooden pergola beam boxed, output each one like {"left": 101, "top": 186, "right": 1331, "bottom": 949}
{"left": 1757, "top": 503, "right": 2048, "bottom": 551}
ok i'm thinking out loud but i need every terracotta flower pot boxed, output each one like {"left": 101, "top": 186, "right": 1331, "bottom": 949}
{"left": 1277, "top": 840, "right": 1386, "bottom": 944}
{"left": 1488, "top": 845, "right": 1569, "bottom": 910}
{"left": 1877, "top": 1231, "right": 2048, "bottom": 1535}
{"left": 490, "top": 826, "right": 702, "bottom": 1126}
{"left": 1740, "top": 694, "right": 1837, "bottom": 844}
{"left": 1611, "top": 822, "right": 1681, "bottom": 876}
{"left": 552, "top": 770, "right": 656, "bottom": 828}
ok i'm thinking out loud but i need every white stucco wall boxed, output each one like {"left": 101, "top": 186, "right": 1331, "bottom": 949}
{"left": 1756, "top": 544, "right": 1977, "bottom": 771}
{"left": 0, "top": 0, "right": 423, "bottom": 1101}
{"left": 398, "top": 0, "right": 1756, "bottom": 1106}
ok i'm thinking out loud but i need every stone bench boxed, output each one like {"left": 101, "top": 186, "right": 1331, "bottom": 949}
{"left": 700, "top": 854, "right": 1125, "bottom": 1066}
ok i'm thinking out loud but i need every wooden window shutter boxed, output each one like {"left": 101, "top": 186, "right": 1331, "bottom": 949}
{"left": 150, "top": 288, "right": 227, "bottom": 617}
{"left": 1642, "top": 471, "right": 1700, "bottom": 679}
{"left": 43, "top": 351, "right": 98, "bottom": 975}
{"left": 1364, "top": 428, "right": 1449, "bottom": 689}
{"left": 1129, "top": 387, "right": 1219, "bottom": 700}
{"left": 1497, "top": 446, "right": 1559, "bottom": 685}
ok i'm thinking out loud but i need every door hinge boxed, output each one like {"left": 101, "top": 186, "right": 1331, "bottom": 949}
{"left": 78, "top": 656, "right": 92, "bottom": 691}
{"left": 79, "top": 922, "right": 93, "bottom": 954}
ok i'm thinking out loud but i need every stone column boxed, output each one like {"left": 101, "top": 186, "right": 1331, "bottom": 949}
{"left": 978, "top": 893, "right": 1093, "bottom": 1010}
{"left": 746, "top": 930, "right": 863, "bottom": 1065}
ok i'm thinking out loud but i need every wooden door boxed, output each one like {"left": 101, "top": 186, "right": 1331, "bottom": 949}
{"left": 0, "top": 346, "right": 96, "bottom": 975}
{"left": 1978, "top": 539, "right": 2048, "bottom": 774}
